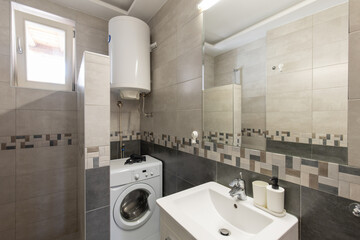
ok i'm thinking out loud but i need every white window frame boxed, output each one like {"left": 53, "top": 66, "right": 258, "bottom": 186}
{"left": 11, "top": 2, "right": 76, "bottom": 91}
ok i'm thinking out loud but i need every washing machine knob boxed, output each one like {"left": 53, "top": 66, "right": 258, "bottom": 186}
{"left": 134, "top": 174, "right": 140, "bottom": 180}
{"left": 150, "top": 172, "right": 154, "bottom": 176}
{"left": 145, "top": 173, "right": 148, "bottom": 177}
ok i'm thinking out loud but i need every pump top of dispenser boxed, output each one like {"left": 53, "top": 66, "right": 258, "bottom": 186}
{"left": 270, "top": 177, "right": 279, "bottom": 190}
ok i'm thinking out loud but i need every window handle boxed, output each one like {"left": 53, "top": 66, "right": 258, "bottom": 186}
{"left": 17, "top": 37, "right": 23, "bottom": 54}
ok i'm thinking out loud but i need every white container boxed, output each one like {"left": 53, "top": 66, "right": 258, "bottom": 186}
{"left": 266, "top": 185, "right": 285, "bottom": 213}
{"left": 252, "top": 181, "right": 268, "bottom": 207}
{"left": 109, "top": 16, "right": 150, "bottom": 100}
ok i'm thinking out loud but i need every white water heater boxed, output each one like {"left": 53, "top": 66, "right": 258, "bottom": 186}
{"left": 109, "top": 16, "right": 150, "bottom": 100}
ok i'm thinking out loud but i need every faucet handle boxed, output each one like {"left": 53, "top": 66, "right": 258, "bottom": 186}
{"left": 229, "top": 178, "right": 240, "bottom": 187}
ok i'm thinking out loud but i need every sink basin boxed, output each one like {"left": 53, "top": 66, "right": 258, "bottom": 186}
{"left": 157, "top": 182, "right": 298, "bottom": 240}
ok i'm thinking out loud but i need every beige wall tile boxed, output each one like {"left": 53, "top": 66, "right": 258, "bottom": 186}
{"left": 267, "top": 91, "right": 311, "bottom": 113}
{"left": 313, "top": 16, "right": 348, "bottom": 46}
{"left": 84, "top": 105, "right": 109, "bottom": 147}
{"left": 313, "top": 39, "right": 348, "bottom": 68}
{"left": 120, "top": 111, "right": 140, "bottom": 132}
{"left": 0, "top": 150, "right": 15, "bottom": 177}
{"left": 313, "top": 3, "right": 348, "bottom": 25}
{"left": 267, "top": 70, "right": 312, "bottom": 94}
{"left": 152, "top": 85, "right": 177, "bottom": 112}
{"left": 176, "top": 78, "right": 202, "bottom": 110}
{"left": 312, "top": 111, "right": 347, "bottom": 134}
{"left": 0, "top": 0, "right": 10, "bottom": 28}
{"left": 0, "top": 109, "right": 15, "bottom": 137}
{"left": 313, "top": 64, "right": 348, "bottom": 89}
{"left": 177, "top": 15, "right": 202, "bottom": 57}
{"left": 350, "top": 183, "right": 360, "bottom": 201}
{"left": 176, "top": 46, "right": 202, "bottom": 83}
{"left": 15, "top": 213, "right": 77, "bottom": 240}
{"left": 349, "top": 31, "right": 360, "bottom": 99}
{"left": 153, "top": 111, "right": 176, "bottom": 136}
{"left": 16, "top": 146, "right": 77, "bottom": 176}
{"left": 242, "top": 112, "right": 266, "bottom": 130}
{"left": 84, "top": 61, "right": 110, "bottom": 106}
{"left": 0, "top": 202, "right": 15, "bottom": 232}
{"left": 203, "top": 111, "right": 232, "bottom": 133}
{"left": 267, "top": 16, "right": 312, "bottom": 40}
{"left": 16, "top": 88, "right": 77, "bottom": 111}
{"left": 267, "top": 27, "right": 312, "bottom": 58}
{"left": 176, "top": 0, "right": 201, "bottom": 27}
{"left": 0, "top": 26, "right": 10, "bottom": 56}
{"left": 16, "top": 167, "right": 76, "bottom": 201}
{"left": 0, "top": 82, "right": 15, "bottom": 110}
{"left": 15, "top": 190, "right": 76, "bottom": 227}
{"left": 175, "top": 109, "right": 202, "bottom": 139}
{"left": 348, "top": 100, "right": 360, "bottom": 167}
{"left": 0, "top": 175, "right": 15, "bottom": 205}
{"left": 312, "top": 87, "right": 347, "bottom": 111}
{"left": 76, "top": 23, "right": 108, "bottom": 54}
{"left": 152, "top": 34, "right": 177, "bottom": 71}
{"left": 267, "top": 111, "right": 312, "bottom": 133}
{"left": 339, "top": 180, "right": 350, "bottom": 198}
{"left": 152, "top": 59, "right": 177, "bottom": 90}
{"left": 350, "top": 0, "right": 360, "bottom": 32}
{"left": 16, "top": 110, "right": 77, "bottom": 135}
{"left": 242, "top": 96, "right": 265, "bottom": 113}
{"left": 0, "top": 54, "right": 10, "bottom": 83}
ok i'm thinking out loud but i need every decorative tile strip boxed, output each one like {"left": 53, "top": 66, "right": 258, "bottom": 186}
{"left": 141, "top": 131, "right": 359, "bottom": 202}
{"left": 0, "top": 133, "right": 77, "bottom": 151}
{"left": 203, "top": 131, "right": 241, "bottom": 146}
{"left": 266, "top": 130, "right": 347, "bottom": 147}
{"left": 85, "top": 145, "right": 110, "bottom": 169}
{"left": 110, "top": 131, "right": 141, "bottom": 142}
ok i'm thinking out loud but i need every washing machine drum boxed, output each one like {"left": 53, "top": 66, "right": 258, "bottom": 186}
{"left": 114, "top": 183, "right": 156, "bottom": 230}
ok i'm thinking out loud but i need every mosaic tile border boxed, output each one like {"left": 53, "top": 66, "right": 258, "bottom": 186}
{"left": 203, "top": 131, "right": 241, "bottom": 146}
{"left": 0, "top": 133, "right": 77, "bottom": 150}
{"left": 85, "top": 145, "right": 110, "bottom": 169}
{"left": 142, "top": 131, "right": 359, "bottom": 202}
{"left": 266, "top": 130, "right": 347, "bottom": 147}
{"left": 110, "top": 131, "right": 141, "bottom": 142}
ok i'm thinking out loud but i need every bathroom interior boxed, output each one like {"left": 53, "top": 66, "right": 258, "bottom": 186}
{"left": 1, "top": 0, "right": 360, "bottom": 239}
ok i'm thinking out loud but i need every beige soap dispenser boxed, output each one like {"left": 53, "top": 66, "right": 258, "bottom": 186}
{"left": 266, "top": 177, "right": 285, "bottom": 213}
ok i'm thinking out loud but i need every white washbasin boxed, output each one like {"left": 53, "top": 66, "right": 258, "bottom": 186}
{"left": 157, "top": 182, "right": 298, "bottom": 240}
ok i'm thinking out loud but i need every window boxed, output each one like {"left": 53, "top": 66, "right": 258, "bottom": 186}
{"left": 11, "top": 2, "right": 75, "bottom": 91}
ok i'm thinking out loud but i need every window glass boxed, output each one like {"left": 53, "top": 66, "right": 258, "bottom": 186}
{"left": 25, "top": 20, "right": 66, "bottom": 84}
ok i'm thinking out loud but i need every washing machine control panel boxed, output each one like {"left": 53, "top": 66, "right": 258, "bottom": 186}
{"left": 132, "top": 166, "right": 160, "bottom": 181}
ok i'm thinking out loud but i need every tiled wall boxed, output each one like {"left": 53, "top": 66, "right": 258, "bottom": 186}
{"left": 0, "top": 0, "right": 108, "bottom": 239}
{"left": 109, "top": 91, "right": 141, "bottom": 159}
{"left": 145, "top": 0, "right": 360, "bottom": 239}
{"left": 141, "top": 0, "right": 203, "bottom": 140}
{"left": 266, "top": 4, "right": 348, "bottom": 148}
{"left": 77, "top": 52, "right": 110, "bottom": 240}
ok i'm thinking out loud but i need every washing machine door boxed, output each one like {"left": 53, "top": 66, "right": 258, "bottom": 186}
{"left": 113, "top": 183, "right": 156, "bottom": 230}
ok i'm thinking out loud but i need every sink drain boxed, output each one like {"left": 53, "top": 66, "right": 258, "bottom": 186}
{"left": 219, "top": 228, "right": 231, "bottom": 236}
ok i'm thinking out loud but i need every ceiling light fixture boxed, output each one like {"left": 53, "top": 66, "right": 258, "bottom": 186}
{"left": 198, "top": 0, "right": 221, "bottom": 11}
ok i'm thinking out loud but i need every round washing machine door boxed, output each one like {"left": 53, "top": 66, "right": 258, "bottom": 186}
{"left": 113, "top": 183, "right": 156, "bottom": 230}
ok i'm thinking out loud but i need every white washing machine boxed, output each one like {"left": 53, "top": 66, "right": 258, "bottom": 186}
{"left": 110, "top": 155, "right": 162, "bottom": 240}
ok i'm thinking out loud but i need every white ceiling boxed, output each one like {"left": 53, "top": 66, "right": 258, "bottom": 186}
{"left": 50, "top": 0, "right": 168, "bottom": 22}
{"left": 205, "top": 0, "right": 348, "bottom": 56}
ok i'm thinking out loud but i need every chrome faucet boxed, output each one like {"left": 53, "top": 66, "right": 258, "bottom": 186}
{"left": 229, "top": 172, "right": 247, "bottom": 200}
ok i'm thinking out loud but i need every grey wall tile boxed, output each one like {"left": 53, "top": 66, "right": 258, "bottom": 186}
{"left": 110, "top": 140, "right": 141, "bottom": 160}
{"left": 176, "top": 177, "right": 195, "bottom": 192}
{"left": 0, "top": 175, "right": 15, "bottom": 205}
{"left": 164, "top": 170, "right": 177, "bottom": 196}
{"left": 0, "top": 82, "right": 15, "bottom": 110}
{"left": 266, "top": 140, "right": 312, "bottom": 159}
{"left": 16, "top": 167, "right": 77, "bottom": 201}
{"left": 16, "top": 146, "right": 77, "bottom": 175}
{"left": 152, "top": 144, "right": 178, "bottom": 175}
{"left": 141, "top": 141, "right": 154, "bottom": 155}
{"left": 176, "top": 46, "right": 202, "bottom": 83}
{"left": 0, "top": 150, "right": 15, "bottom": 177}
{"left": 86, "top": 206, "right": 110, "bottom": 240}
{"left": 86, "top": 166, "right": 109, "bottom": 211}
{"left": 175, "top": 109, "right": 202, "bottom": 139}
{"left": 301, "top": 186, "right": 360, "bottom": 239}
{"left": 0, "top": 202, "right": 15, "bottom": 233}
{"left": 0, "top": 228, "right": 15, "bottom": 240}
{"left": 349, "top": 32, "right": 360, "bottom": 99}
{"left": 0, "top": 109, "right": 15, "bottom": 137}
{"left": 350, "top": 0, "right": 360, "bottom": 32}
{"left": 15, "top": 190, "right": 77, "bottom": 227}
{"left": 176, "top": 78, "right": 202, "bottom": 110}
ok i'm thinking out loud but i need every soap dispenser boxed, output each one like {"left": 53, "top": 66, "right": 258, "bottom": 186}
{"left": 266, "top": 177, "right": 285, "bottom": 213}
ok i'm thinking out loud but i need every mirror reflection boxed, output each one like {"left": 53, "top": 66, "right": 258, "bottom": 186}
{"left": 203, "top": 0, "right": 348, "bottom": 164}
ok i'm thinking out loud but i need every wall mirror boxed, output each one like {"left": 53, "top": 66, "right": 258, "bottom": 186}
{"left": 202, "top": 0, "right": 349, "bottom": 165}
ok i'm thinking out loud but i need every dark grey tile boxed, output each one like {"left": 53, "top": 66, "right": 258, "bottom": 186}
{"left": 110, "top": 140, "right": 141, "bottom": 160}
{"left": 140, "top": 141, "right": 154, "bottom": 155}
{"left": 176, "top": 177, "right": 195, "bottom": 192}
{"left": 266, "top": 140, "right": 312, "bottom": 159}
{"left": 176, "top": 151, "right": 216, "bottom": 185}
{"left": 163, "top": 170, "right": 177, "bottom": 196}
{"left": 110, "top": 141, "right": 119, "bottom": 160}
{"left": 152, "top": 144, "right": 178, "bottom": 175}
{"left": 311, "top": 145, "right": 347, "bottom": 165}
{"left": 318, "top": 183, "right": 338, "bottom": 195}
{"left": 86, "top": 206, "right": 110, "bottom": 240}
{"left": 250, "top": 155, "right": 260, "bottom": 161}
{"left": 301, "top": 158, "right": 318, "bottom": 167}
{"left": 286, "top": 156, "right": 293, "bottom": 169}
{"left": 301, "top": 186, "right": 360, "bottom": 240}
{"left": 339, "top": 165, "right": 360, "bottom": 175}
{"left": 86, "top": 166, "right": 109, "bottom": 211}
